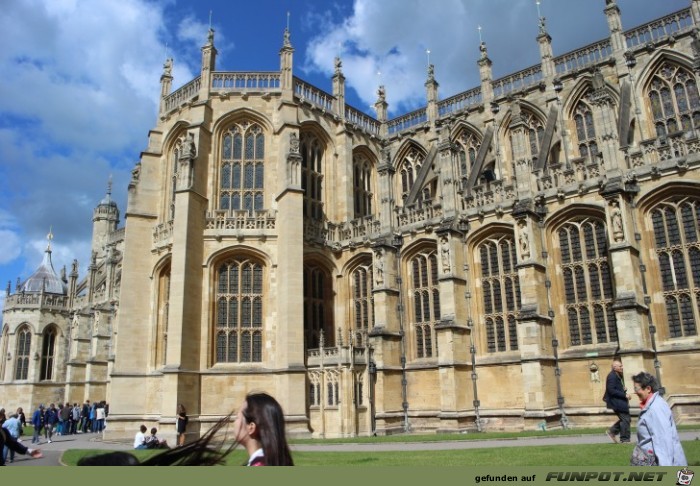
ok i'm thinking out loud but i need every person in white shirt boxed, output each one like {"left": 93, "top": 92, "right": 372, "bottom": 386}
{"left": 133, "top": 425, "right": 148, "bottom": 449}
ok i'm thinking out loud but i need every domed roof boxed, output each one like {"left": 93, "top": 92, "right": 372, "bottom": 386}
{"left": 20, "top": 236, "right": 67, "bottom": 295}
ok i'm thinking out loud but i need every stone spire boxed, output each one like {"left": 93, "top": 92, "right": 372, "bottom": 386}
{"left": 159, "top": 56, "right": 173, "bottom": 114}
{"left": 199, "top": 26, "right": 217, "bottom": 99}
{"left": 604, "top": 0, "right": 625, "bottom": 53}
{"left": 478, "top": 36, "right": 494, "bottom": 103}
{"left": 332, "top": 56, "right": 345, "bottom": 120}
{"left": 425, "top": 56, "right": 439, "bottom": 125}
{"left": 280, "top": 12, "right": 294, "bottom": 95}
{"left": 536, "top": 1, "right": 555, "bottom": 81}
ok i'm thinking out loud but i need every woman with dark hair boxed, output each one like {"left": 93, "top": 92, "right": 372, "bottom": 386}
{"left": 233, "top": 392, "right": 293, "bottom": 466}
{"left": 631, "top": 371, "right": 687, "bottom": 466}
{"left": 176, "top": 404, "right": 188, "bottom": 447}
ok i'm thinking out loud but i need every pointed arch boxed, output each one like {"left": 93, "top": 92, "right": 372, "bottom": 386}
{"left": 299, "top": 122, "right": 332, "bottom": 221}
{"left": 451, "top": 123, "right": 484, "bottom": 182}
{"left": 303, "top": 252, "right": 336, "bottom": 349}
{"left": 352, "top": 146, "right": 378, "bottom": 219}
{"left": 344, "top": 253, "right": 374, "bottom": 346}
{"left": 39, "top": 324, "right": 60, "bottom": 381}
{"left": 14, "top": 324, "right": 32, "bottom": 381}
{"left": 393, "top": 140, "right": 428, "bottom": 205}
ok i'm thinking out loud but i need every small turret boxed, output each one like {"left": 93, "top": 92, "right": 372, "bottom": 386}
{"left": 92, "top": 178, "right": 120, "bottom": 258}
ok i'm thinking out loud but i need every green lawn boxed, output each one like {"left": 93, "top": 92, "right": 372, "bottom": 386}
{"left": 61, "top": 440, "right": 700, "bottom": 467}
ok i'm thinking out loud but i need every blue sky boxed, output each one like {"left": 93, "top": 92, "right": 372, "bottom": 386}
{"left": 0, "top": 0, "right": 689, "bottom": 313}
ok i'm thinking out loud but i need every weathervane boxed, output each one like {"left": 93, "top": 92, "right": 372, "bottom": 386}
{"left": 478, "top": 25, "right": 483, "bottom": 44}
{"left": 536, "top": 0, "right": 546, "bottom": 34}
{"left": 47, "top": 226, "right": 54, "bottom": 252}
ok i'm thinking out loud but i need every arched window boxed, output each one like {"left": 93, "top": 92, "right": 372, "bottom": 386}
{"left": 353, "top": 154, "right": 373, "bottom": 218}
{"left": 215, "top": 258, "right": 264, "bottom": 363}
{"left": 351, "top": 261, "right": 374, "bottom": 345}
{"left": 219, "top": 122, "right": 265, "bottom": 215}
{"left": 558, "top": 218, "right": 617, "bottom": 346}
{"left": 14, "top": 326, "right": 31, "bottom": 380}
{"left": 650, "top": 197, "right": 700, "bottom": 338}
{"left": 40, "top": 326, "right": 56, "bottom": 381}
{"left": 304, "top": 265, "right": 334, "bottom": 349}
{"left": 647, "top": 62, "right": 700, "bottom": 137}
{"left": 155, "top": 264, "right": 171, "bottom": 367}
{"left": 301, "top": 133, "right": 324, "bottom": 220}
{"left": 573, "top": 95, "right": 598, "bottom": 160}
{"left": 409, "top": 249, "right": 440, "bottom": 358}
{"left": 399, "top": 148, "right": 425, "bottom": 203}
{"left": 478, "top": 235, "right": 521, "bottom": 352}
{"left": 509, "top": 110, "right": 545, "bottom": 160}
{"left": 456, "top": 130, "right": 481, "bottom": 182}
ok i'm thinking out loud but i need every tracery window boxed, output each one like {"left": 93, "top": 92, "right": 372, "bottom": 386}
{"left": 651, "top": 197, "right": 700, "bottom": 338}
{"left": 399, "top": 148, "right": 425, "bottom": 203}
{"left": 479, "top": 236, "right": 521, "bottom": 352}
{"left": 509, "top": 111, "right": 545, "bottom": 160}
{"left": 301, "top": 133, "right": 324, "bottom": 220}
{"left": 308, "top": 371, "right": 321, "bottom": 406}
{"left": 304, "top": 265, "right": 334, "bottom": 349}
{"left": 351, "top": 262, "right": 374, "bottom": 346}
{"left": 558, "top": 219, "right": 617, "bottom": 346}
{"left": 353, "top": 154, "right": 373, "bottom": 218}
{"left": 219, "top": 123, "right": 265, "bottom": 214}
{"left": 456, "top": 131, "right": 481, "bottom": 182}
{"left": 40, "top": 326, "right": 56, "bottom": 381}
{"left": 326, "top": 370, "right": 340, "bottom": 406}
{"left": 574, "top": 95, "right": 599, "bottom": 160}
{"left": 155, "top": 265, "right": 171, "bottom": 367}
{"left": 647, "top": 62, "right": 700, "bottom": 137}
{"left": 14, "top": 326, "right": 31, "bottom": 380}
{"left": 215, "top": 258, "right": 263, "bottom": 363}
{"left": 409, "top": 250, "right": 440, "bottom": 358}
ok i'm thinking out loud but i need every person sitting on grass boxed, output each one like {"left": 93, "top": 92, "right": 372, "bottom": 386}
{"left": 145, "top": 427, "right": 169, "bottom": 449}
{"left": 133, "top": 425, "right": 148, "bottom": 450}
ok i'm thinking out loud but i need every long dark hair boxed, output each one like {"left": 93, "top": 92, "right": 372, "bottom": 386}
{"left": 243, "top": 393, "right": 293, "bottom": 466}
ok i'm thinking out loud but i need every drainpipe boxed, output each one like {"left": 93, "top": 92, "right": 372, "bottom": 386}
{"left": 393, "top": 232, "right": 410, "bottom": 433}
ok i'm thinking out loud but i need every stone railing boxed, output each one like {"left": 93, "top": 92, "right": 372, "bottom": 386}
{"left": 554, "top": 38, "right": 613, "bottom": 76}
{"left": 4, "top": 293, "right": 70, "bottom": 311}
{"left": 492, "top": 64, "right": 543, "bottom": 99}
{"left": 464, "top": 180, "right": 516, "bottom": 210}
{"left": 438, "top": 86, "right": 482, "bottom": 117}
{"left": 306, "top": 345, "right": 367, "bottom": 367}
{"left": 163, "top": 76, "right": 201, "bottom": 112}
{"left": 205, "top": 210, "right": 277, "bottom": 230}
{"left": 396, "top": 201, "right": 443, "bottom": 227}
{"left": 211, "top": 72, "right": 281, "bottom": 91}
{"left": 303, "top": 216, "right": 380, "bottom": 246}
{"left": 536, "top": 157, "right": 603, "bottom": 191}
{"left": 293, "top": 77, "right": 334, "bottom": 112}
{"left": 153, "top": 220, "right": 173, "bottom": 246}
{"left": 628, "top": 132, "right": 700, "bottom": 169}
{"left": 624, "top": 8, "right": 693, "bottom": 48}
{"left": 345, "top": 105, "right": 381, "bottom": 135}
{"left": 387, "top": 107, "right": 428, "bottom": 135}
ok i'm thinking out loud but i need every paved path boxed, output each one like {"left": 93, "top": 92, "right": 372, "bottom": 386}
{"left": 7, "top": 430, "right": 700, "bottom": 466}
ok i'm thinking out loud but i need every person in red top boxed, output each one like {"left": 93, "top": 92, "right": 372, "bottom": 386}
{"left": 232, "top": 392, "right": 293, "bottom": 466}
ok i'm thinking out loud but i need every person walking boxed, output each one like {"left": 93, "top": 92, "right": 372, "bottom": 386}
{"left": 603, "top": 360, "right": 630, "bottom": 444}
{"left": 0, "top": 410, "right": 42, "bottom": 466}
{"left": 43, "top": 403, "right": 58, "bottom": 443}
{"left": 2, "top": 413, "right": 22, "bottom": 463}
{"left": 631, "top": 372, "right": 687, "bottom": 466}
{"left": 31, "top": 405, "right": 44, "bottom": 444}
{"left": 232, "top": 392, "right": 294, "bottom": 466}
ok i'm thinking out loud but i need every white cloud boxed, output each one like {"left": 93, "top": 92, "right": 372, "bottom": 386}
{"left": 0, "top": 230, "right": 22, "bottom": 266}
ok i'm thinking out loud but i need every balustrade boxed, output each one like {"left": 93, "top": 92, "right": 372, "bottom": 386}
{"left": 625, "top": 8, "right": 692, "bottom": 48}
{"left": 163, "top": 77, "right": 201, "bottom": 112}
{"left": 211, "top": 72, "right": 280, "bottom": 91}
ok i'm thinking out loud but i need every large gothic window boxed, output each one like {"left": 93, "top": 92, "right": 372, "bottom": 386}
{"left": 351, "top": 261, "right": 374, "bottom": 346}
{"left": 651, "top": 197, "right": 700, "bottom": 338}
{"left": 215, "top": 258, "right": 264, "bottom": 363}
{"left": 399, "top": 148, "right": 425, "bottom": 203}
{"left": 574, "top": 95, "right": 599, "bottom": 160}
{"left": 558, "top": 219, "right": 617, "bottom": 346}
{"left": 219, "top": 122, "right": 265, "bottom": 214}
{"left": 301, "top": 133, "right": 324, "bottom": 220}
{"left": 456, "top": 130, "right": 481, "bottom": 183}
{"left": 479, "top": 236, "right": 521, "bottom": 353}
{"left": 353, "top": 154, "right": 373, "bottom": 219}
{"left": 14, "top": 326, "right": 31, "bottom": 380}
{"left": 40, "top": 326, "right": 56, "bottom": 381}
{"left": 647, "top": 62, "right": 700, "bottom": 137}
{"left": 155, "top": 264, "right": 171, "bottom": 367}
{"left": 304, "top": 265, "right": 334, "bottom": 349}
{"left": 509, "top": 110, "right": 545, "bottom": 160}
{"left": 409, "top": 250, "right": 440, "bottom": 358}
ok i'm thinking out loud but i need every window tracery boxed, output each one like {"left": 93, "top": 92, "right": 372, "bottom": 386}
{"left": 558, "top": 218, "right": 617, "bottom": 346}
{"left": 219, "top": 122, "right": 265, "bottom": 214}
{"left": 351, "top": 262, "right": 374, "bottom": 346}
{"left": 478, "top": 235, "right": 520, "bottom": 352}
{"left": 647, "top": 62, "right": 700, "bottom": 137}
{"left": 215, "top": 257, "right": 263, "bottom": 363}
{"left": 40, "top": 326, "right": 56, "bottom": 381}
{"left": 399, "top": 148, "right": 425, "bottom": 204}
{"left": 456, "top": 131, "right": 481, "bottom": 182}
{"left": 14, "top": 326, "right": 31, "bottom": 380}
{"left": 409, "top": 249, "right": 440, "bottom": 358}
{"left": 304, "top": 265, "right": 334, "bottom": 349}
{"left": 651, "top": 197, "right": 700, "bottom": 338}
{"left": 573, "top": 94, "right": 599, "bottom": 160}
{"left": 353, "top": 154, "right": 373, "bottom": 218}
{"left": 301, "top": 133, "right": 324, "bottom": 220}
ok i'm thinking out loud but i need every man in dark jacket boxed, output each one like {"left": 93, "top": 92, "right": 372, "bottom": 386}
{"left": 603, "top": 359, "right": 631, "bottom": 443}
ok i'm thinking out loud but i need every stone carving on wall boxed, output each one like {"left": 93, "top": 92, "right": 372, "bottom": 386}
{"left": 519, "top": 221, "right": 530, "bottom": 259}
{"left": 94, "top": 311, "right": 101, "bottom": 333}
{"left": 178, "top": 133, "right": 196, "bottom": 190}
{"left": 374, "top": 249, "right": 384, "bottom": 286}
{"left": 611, "top": 200, "right": 624, "bottom": 242}
{"left": 440, "top": 236, "right": 451, "bottom": 273}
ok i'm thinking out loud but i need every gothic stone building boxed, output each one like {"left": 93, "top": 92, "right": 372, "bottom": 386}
{"left": 3, "top": 1, "right": 700, "bottom": 440}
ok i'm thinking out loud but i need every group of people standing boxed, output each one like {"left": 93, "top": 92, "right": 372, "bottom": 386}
{"left": 604, "top": 360, "right": 687, "bottom": 466}
{"left": 30, "top": 399, "right": 109, "bottom": 444}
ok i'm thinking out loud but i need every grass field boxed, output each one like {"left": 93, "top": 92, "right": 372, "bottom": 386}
{"left": 60, "top": 440, "right": 700, "bottom": 466}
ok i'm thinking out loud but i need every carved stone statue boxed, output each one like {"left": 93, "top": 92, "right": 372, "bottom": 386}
{"left": 178, "top": 133, "right": 196, "bottom": 189}
{"left": 611, "top": 200, "right": 624, "bottom": 242}
{"left": 519, "top": 223, "right": 531, "bottom": 259}
{"left": 374, "top": 249, "right": 384, "bottom": 286}
{"left": 94, "top": 311, "right": 101, "bottom": 332}
{"left": 180, "top": 132, "right": 196, "bottom": 160}
{"left": 440, "top": 236, "right": 451, "bottom": 273}
{"left": 72, "top": 312, "right": 80, "bottom": 331}
{"left": 163, "top": 58, "right": 173, "bottom": 77}
{"left": 334, "top": 56, "right": 342, "bottom": 75}
{"left": 289, "top": 132, "right": 300, "bottom": 155}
